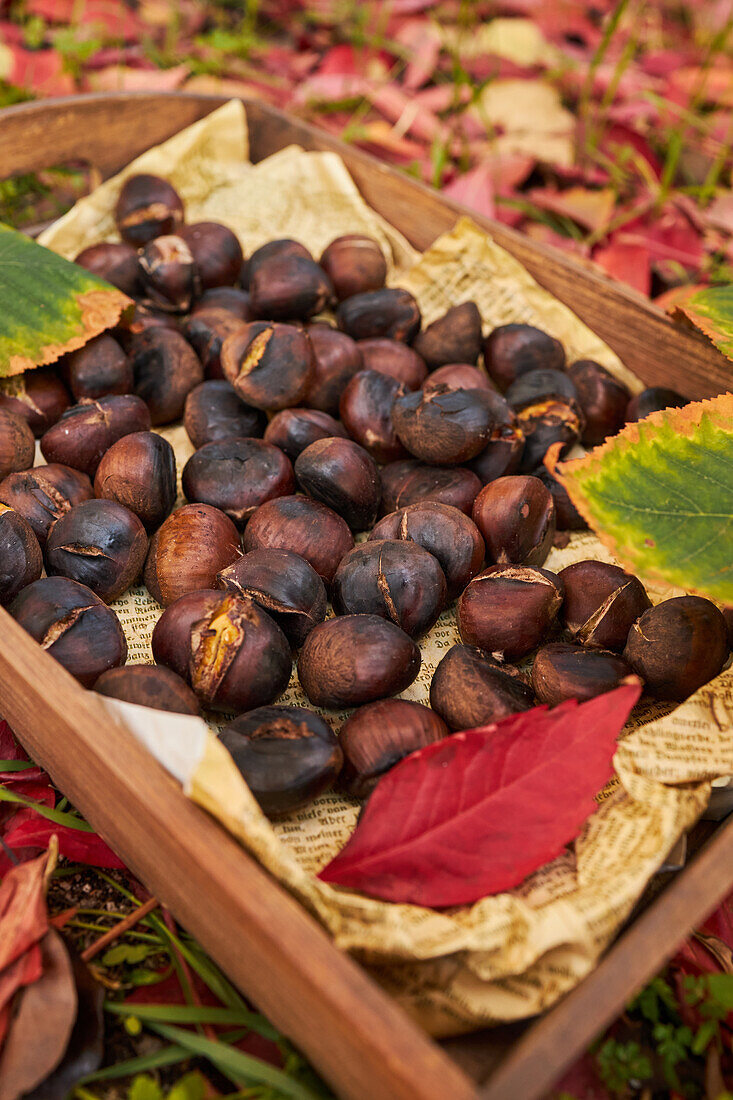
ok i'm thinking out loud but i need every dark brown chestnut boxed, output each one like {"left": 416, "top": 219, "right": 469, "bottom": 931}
{"left": 534, "top": 467, "right": 587, "bottom": 532}
{"left": 319, "top": 235, "right": 387, "bottom": 302}
{"left": 483, "top": 323, "right": 566, "bottom": 392}
{"left": 0, "top": 368, "right": 71, "bottom": 437}
{"left": 183, "top": 308, "right": 248, "bottom": 379}
{"left": 472, "top": 475, "right": 555, "bottom": 566}
{"left": 505, "top": 368, "right": 577, "bottom": 411}
{"left": 245, "top": 239, "right": 312, "bottom": 287}
{"left": 337, "top": 288, "right": 421, "bottom": 344}
{"left": 144, "top": 504, "right": 241, "bottom": 607}
{"left": 559, "top": 560, "right": 651, "bottom": 651}
{"left": 221, "top": 322, "right": 314, "bottom": 411}
{"left": 0, "top": 504, "right": 43, "bottom": 606}
{"left": 0, "top": 408, "right": 36, "bottom": 480}
{"left": 115, "top": 303, "right": 181, "bottom": 350}
{"left": 532, "top": 643, "right": 640, "bottom": 706}
{"left": 298, "top": 614, "right": 420, "bottom": 707}
{"left": 218, "top": 547, "right": 327, "bottom": 647}
{"left": 182, "top": 438, "right": 295, "bottom": 527}
{"left": 413, "top": 302, "right": 482, "bottom": 369}
{"left": 180, "top": 222, "right": 244, "bottom": 289}
{"left": 430, "top": 644, "right": 535, "bottom": 730}
{"left": 623, "top": 596, "right": 728, "bottom": 701}
{"left": 0, "top": 464, "right": 93, "bottom": 548}
{"left": 380, "top": 460, "right": 482, "bottom": 516}
{"left": 129, "top": 328, "right": 204, "bottom": 425}
{"left": 184, "top": 380, "right": 266, "bottom": 449}
{"left": 114, "top": 173, "right": 184, "bottom": 247}
{"left": 339, "top": 369, "right": 408, "bottom": 463}
{"left": 75, "top": 241, "right": 141, "bottom": 297}
{"left": 193, "top": 286, "right": 252, "bottom": 320}
{"left": 45, "top": 499, "right": 148, "bottom": 603}
{"left": 63, "top": 334, "right": 133, "bottom": 401}
{"left": 357, "top": 338, "right": 427, "bottom": 390}
{"left": 333, "top": 540, "right": 447, "bottom": 637}
{"left": 219, "top": 705, "right": 342, "bottom": 815}
{"left": 626, "top": 387, "right": 687, "bottom": 422}
{"left": 423, "top": 363, "right": 493, "bottom": 394}
{"left": 304, "top": 326, "right": 364, "bottom": 414}
{"left": 458, "top": 564, "right": 563, "bottom": 659}
{"left": 249, "top": 254, "right": 334, "bottom": 321}
{"left": 138, "top": 234, "right": 201, "bottom": 313}
{"left": 152, "top": 589, "right": 291, "bottom": 713}
{"left": 95, "top": 664, "right": 200, "bottom": 715}
{"left": 40, "top": 395, "right": 151, "bottom": 477}
{"left": 242, "top": 495, "right": 354, "bottom": 586}
{"left": 295, "top": 437, "right": 380, "bottom": 530}
{"left": 339, "top": 699, "right": 448, "bottom": 797}
{"left": 567, "top": 360, "right": 630, "bottom": 446}
{"left": 370, "top": 501, "right": 484, "bottom": 601}
{"left": 506, "top": 369, "right": 584, "bottom": 471}
{"left": 264, "top": 408, "right": 347, "bottom": 461}
{"left": 10, "top": 576, "right": 127, "bottom": 686}
{"left": 392, "top": 386, "right": 495, "bottom": 465}
{"left": 93, "top": 431, "right": 176, "bottom": 533}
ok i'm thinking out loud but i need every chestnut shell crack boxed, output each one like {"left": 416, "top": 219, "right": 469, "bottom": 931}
{"left": 41, "top": 604, "right": 95, "bottom": 648}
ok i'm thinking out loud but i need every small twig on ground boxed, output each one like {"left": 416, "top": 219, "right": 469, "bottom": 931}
{"left": 81, "top": 895, "right": 159, "bottom": 962}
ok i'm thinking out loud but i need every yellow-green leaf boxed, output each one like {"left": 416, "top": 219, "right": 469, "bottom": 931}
{"left": 671, "top": 285, "right": 733, "bottom": 362}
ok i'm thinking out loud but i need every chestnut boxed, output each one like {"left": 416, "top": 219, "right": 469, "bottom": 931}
{"left": 468, "top": 423, "right": 525, "bottom": 484}
{"left": 93, "top": 431, "right": 176, "bottom": 532}
{"left": 129, "top": 328, "right": 204, "bottom": 425}
{"left": 298, "top": 614, "right": 420, "bottom": 708}
{"left": 319, "top": 235, "right": 387, "bottom": 301}
{"left": 221, "top": 322, "right": 314, "bottom": 411}
{"left": 0, "top": 368, "right": 71, "bottom": 437}
{"left": 534, "top": 468, "right": 587, "bottom": 532}
{"left": 337, "top": 288, "right": 421, "bottom": 344}
{"left": 723, "top": 606, "right": 733, "bottom": 650}
{"left": 152, "top": 590, "right": 291, "bottom": 713}
{"left": 305, "top": 326, "right": 364, "bottom": 414}
{"left": 626, "top": 386, "right": 687, "bottom": 421}
{"left": 243, "top": 495, "right": 353, "bottom": 586}
{"left": 40, "top": 395, "right": 151, "bottom": 477}
{"left": 333, "top": 540, "right": 447, "bottom": 637}
{"left": 567, "top": 360, "right": 630, "bottom": 446}
{"left": 249, "top": 254, "right": 334, "bottom": 321}
{"left": 380, "top": 460, "right": 482, "bottom": 516}
{"left": 219, "top": 705, "right": 341, "bottom": 816}
{"left": 423, "top": 363, "right": 493, "bottom": 394}
{"left": 505, "top": 368, "right": 578, "bottom": 411}
{"left": 245, "top": 239, "right": 312, "bottom": 286}
{"left": 75, "top": 241, "right": 141, "bottom": 297}
{"left": 218, "top": 548, "right": 327, "bottom": 647}
{"left": 183, "top": 308, "right": 247, "bottom": 379}
{"left": 184, "top": 380, "right": 266, "bottom": 449}
{"left": 144, "top": 504, "right": 241, "bottom": 607}
{"left": 194, "top": 286, "right": 252, "bottom": 320}
{"left": 472, "top": 475, "right": 555, "bottom": 566}
{"left": 370, "top": 501, "right": 484, "bottom": 601}
{"left": 559, "top": 560, "right": 651, "bottom": 651}
{"left": 180, "top": 222, "right": 244, "bottom": 289}
{"left": 339, "top": 699, "right": 448, "bottom": 798}
{"left": 45, "top": 499, "right": 148, "bottom": 603}
{"left": 532, "top": 643, "right": 640, "bottom": 706}
{"left": 339, "top": 370, "right": 408, "bottom": 463}
{"left": 95, "top": 664, "right": 200, "bottom": 715}
{"left": 0, "top": 464, "right": 93, "bottom": 548}
{"left": 138, "top": 234, "right": 201, "bottom": 313}
{"left": 506, "top": 370, "right": 584, "bottom": 471}
{"left": 114, "top": 173, "right": 184, "bottom": 247}
{"left": 357, "top": 338, "right": 427, "bottom": 390}
{"left": 63, "top": 334, "right": 133, "bottom": 401}
{"left": 412, "top": 302, "right": 482, "bottom": 370}
{"left": 10, "top": 576, "right": 127, "bottom": 687}
{"left": 430, "top": 644, "right": 535, "bottom": 731}
{"left": 115, "top": 303, "right": 181, "bottom": 350}
{"left": 392, "top": 386, "right": 495, "bottom": 465}
{"left": 0, "top": 504, "right": 43, "bottom": 606}
{"left": 458, "top": 564, "right": 563, "bottom": 659}
{"left": 295, "top": 437, "right": 380, "bottom": 530}
{"left": 264, "top": 408, "right": 347, "bottom": 461}
{"left": 483, "top": 323, "right": 566, "bottom": 392}
{"left": 623, "top": 596, "right": 728, "bottom": 701}
{"left": 0, "top": 408, "right": 36, "bottom": 480}
{"left": 182, "top": 438, "right": 295, "bottom": 527}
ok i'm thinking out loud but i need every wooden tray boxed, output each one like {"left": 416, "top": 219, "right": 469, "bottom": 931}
{"left": 1, "top": 93, "right": 732, "bottom": 1100}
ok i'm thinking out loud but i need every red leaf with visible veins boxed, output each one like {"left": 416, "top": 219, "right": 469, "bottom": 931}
{"left": 1, "top": 814, "right": 125, "bottom": 871}
{"left": 318, "top": 686, "right": 639, "bottom": 906}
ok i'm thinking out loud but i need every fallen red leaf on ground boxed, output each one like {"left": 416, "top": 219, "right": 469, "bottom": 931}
{"left": 0, "top": 850, "right": 51, "bottom": 1046}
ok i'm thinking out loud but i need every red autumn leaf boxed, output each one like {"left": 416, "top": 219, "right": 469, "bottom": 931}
{"left": 0, "top": 721, "right": 45, "bottom": 785}
{"left": 0, "top": 851, "right": 50, "bottom": 1045}
{"left": 1, "top": 813, "right": 125, "bottom": 871}
{"left": 27, "top": 0, "right": 145, "bottom": 39}
{"left": 593, "top": 240, "right": 651, "bottom": 296}
{"left": 318, "top": 685, "right": 640, "bottom": 907}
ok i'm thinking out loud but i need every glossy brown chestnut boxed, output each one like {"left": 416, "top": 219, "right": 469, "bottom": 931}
{"left": 626, "top": 386, "right": 688, "bottom": 421}
{"left": 505, "top": 368, "right": 578, "bottom": 410}
{"left": 138, "top": 234, "right": 201, "bottom": 313}
{"left": 380, "top": 460, "right": 482, "bottom": 516}
{"left": 472, "top": 475, "right": 555, "bottom": 566}
{"left": 559, "top": 560, "right": 651, "bottom": 651}
{"left": 534, "top": 468, "right": 587, "bottom": 532}
{"left": 319, "top": 235, "right": 387, "bottom": 301}
{"left": 336, "top": 288, "right": 421, "bottom": 344}
{"left": 295, "top": 437, "right": 380, "bottom": 530}
{"left": 338, "top": 369, "right": 408, "bottom": 463}
{"left": 339, "top": 699, "right": 448, "bottom": 798}
{"left": 40, "top": 395, "right": 151, "bottom": 477}
{"left": 430, "top": 644, "right": 535, "bottom": 730}
{"left": 242, "top": 495, "right": 354, "bottom": 586}
{"left": 532, "top": 643, "right": 640, "bottom": 706}
{"left": 0, "top": 368, "right": 71, "bottom": 437}
{"left": 218, "top": 547, "right": 327, "bottom": 648}
{"left": 370, "top": 501, "right": 484, "bottom": 601}
{"left": 298, "top": 614, "right": 420, "bottom": 707}
{"left": 567, "top": 360, "right": 630, "bottom": 446}
{"left": 95, "top": 664, "right": 200, "bottom": 715}
{"left": 93, "top": 431, "right": 177, "bottom": 532}
{"left": 249, "top": 254, "right": 334, "bottom": 321}
{"left": 458, "top": 564, "right": 563, "bottom": 659}
{"left": 45, "top": 499, "right": 148, "bottom": 603}
{"left": 0, "top": 408, "right": 36, "bottom": 480}
{"left": 623, "top": 596, "right": 728, "bottom": 701}
{"left": 423, "top": 363, "right": 493, "bottom": 394}
{"left": 63, "top": 334, "right": 133, "bottom": 401}
{"left": 304, "top": 326, "right": 364, "bottom": 414}
{"left": 193, "top": 286, "right": 252, "bottom": 320}
{"left": 152, "top": 589, "right": 291, "bottom": 713}
{"left": 264, "top": 408, "right": 347, "bottom": 461}
{"left": 115, "top": 303, "right": 181, "bottom": 350}
{"left": 412, "top": 302, "right": 482, "bottom": 369}
{"left": 114, "top": 173, "right": 184, "bottom": 247}
{"left": 180, "top": 221, "right": 244, "bottom": 289}
{"left": 0, "top": 464, "right": 93, "bottom": 548}
{"left": 244, "top": 239, "right": 312, "bottom": 286}
{"left": 219, "top": 705, "right": 342, "bottom": 815}
{"left": 129, "top": 328, "right": 204, "bottom": 425}
{"left": 144, "top": 504, "right": 241, "bottom": 607}
{"left": 10, "top": 576, "right": 127, "bottom": 687}
{"left": 392, "top": 386, "right": 495, "bottom": 465}
{"left": 333, "top": 539, "right": 447, "bottom": 637}
{"left": 0, "top": 504, "right": 43, "bottom": 606}
{"left": 184, "top": 380, "right": 266, "bottom": 449}
{"left": 75, "top": 241, "right": 141, "bottom": 297}
{"left": 182, "top": 437, "right": 295, "bottom": 527}
{"left": 357, "top": 338, "right": 427, "bottom": 390}
{"left": 183, "top": 308, "right": 248, "bottom": 379}
{"left": 506, "top": 369, "right": 584, "bottom": 470}
{"left": 221, "top": 322, "right": 314, "bottom": 411}
{"left": 483, "top": 323, "right": 566, "bottom": 392}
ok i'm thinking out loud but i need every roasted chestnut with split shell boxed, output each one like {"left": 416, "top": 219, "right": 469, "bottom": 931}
{"left": 559, "top": 560, "right": 651, "bottom": 651}
{"left": 0, "top": 505, "right": 43, "bottom": 606}
{"left": 339, "top": 699, "right": 448, "bottom": 798}
{"left": 182, "top": 437, "right": 295, "bottom": 528}
{"left": 93, "top": 431, "right": 176, "bottom": 533}
{"left": 472, "top": 475, "right": 555, "bottom": 567}
{"left": 319, "top": 234, "right": 387, "bottom": 302}
{"left": 412, "top": 302, "right": 482, "bottom": 370}
{"left": 339, "top": 370, "right": 408, "bottom": 464}
{"left": 0, "top": 408, "right": 35, "bottom": 481}
{"left": 304, "top": 326, "right": 364, "bottom": 414}
{"left": 458, "top": 564, "right": 563, "bottom": 660}
{"left": 623, "top": 596, "right": 728, "bottom": 701}
{"left": 180, "top": 221, "right": 244, "bottom": 289}
{"left": 184, "top": 380, "right": 266, "bottom": 449}
{"left": 114, "top": 173, "right": 184, "bottom": 247}
{"left": 423, "top": 363, "right": 493, "bottom": 395}
{"left": 0, "top": 464, "right": 93, "bottom": 548}
{"left": 0, "top": 368, "right": 71, "bottom": 437}
{"left": 243, "top": 495, "right": 353, "bottom": 586}
{"left": 483, "top": 323, "right": 565, "bottom": 392}
{"left": 532, "top": 643, "right": 640, "bottom": 706}
{"left": 144, "top": 504, "right": 241, "bottom": 607}
{"left": 40, "top": 395, "right": 151, "bottom": 477}
{"left": 380, "top": 459, "right": 481, "bottom": 516}
{"left": 63, "top": 334, "right": 133, "bottom": 402}
{"left": 264, "top": 408, "right": 347, "bottom": 461}
{"left": 218, "top": 548, "right": 327, "bottom": 648}
{"left": 298, "top": 613, "right": 420, "bottom": 708}
{"left": 430, "top": 644, "right": 535, "bottom": 731}
{"left": 568, "top": 360, "right": 630, "bottom": 446}
{"left": 152, "top": 589, "right": 291, "bottom": 713}
{"left": 222, "top": 322, "right": 314, "bottom": 411}
{"left": 75, "top": 241, "right": 141, "bottom": 297}
{"left": 138, "top": 234, "right": 201, "bottom": 313}
{"left": 392, "top": 386, "right": 495, "bottom": 465}
{"left": 295, "top": 437, "right": 381, "bottom": 531}
{"left": 95, "top": 664, "right": 200, "bottom": 715}
{"left": 183, "top": 309, "right": 248, "bottom": 380}
{"left": 626, "top": 387, "right": 687, "bottom": 422}
{"left": 357, "top": 338, "right": 427, "bottom": 390}
{"left": 249, "top": 254, "right": 334, "bottom": 321}
{"left": 129, "top": 328, "right": 204, "bottom": 425}
{"left": 219, "top": 705, "right": 342, "bottom": 816}
{"left": 337, "top": 288, "right": 421, "bottom": 344}
{"left": 46, "top": 499, "right": 148, "bottom": 604}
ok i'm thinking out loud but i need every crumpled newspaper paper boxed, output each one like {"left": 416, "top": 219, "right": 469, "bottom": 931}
{"left": 40, "top": 101, "right": 732, "bottom": 1037}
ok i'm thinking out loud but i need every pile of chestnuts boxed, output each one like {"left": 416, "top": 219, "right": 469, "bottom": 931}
{"left": 1, "top": 171, "right": 729, "bottom": 822}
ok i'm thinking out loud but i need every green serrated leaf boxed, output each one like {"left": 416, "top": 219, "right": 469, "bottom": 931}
{"left": 673, "top": 285, "right": 733, "bottom": 360}
{"left": 0, "top": 223, "right": 131, "bottom": 376}
{"left": 557, "top": 394, "right": 733, "bottom": 603}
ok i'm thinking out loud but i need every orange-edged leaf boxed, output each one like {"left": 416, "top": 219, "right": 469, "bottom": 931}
{"left": 318, "top": 685, "right": 640, "bottom": 907}
{"left": 671, "top": 284, "right": 733, "bottom": 361}
{"left": 0, "top": 848, "right": 53, "bottom": 1044}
